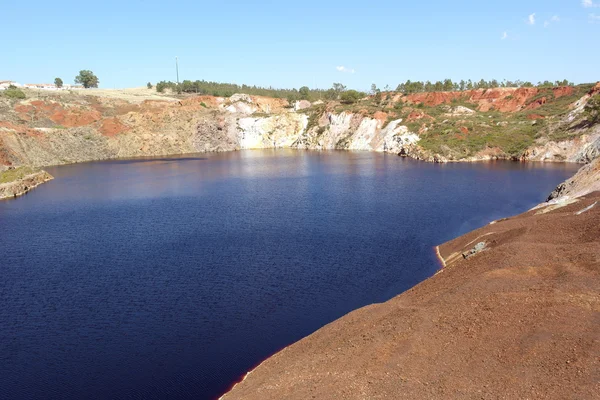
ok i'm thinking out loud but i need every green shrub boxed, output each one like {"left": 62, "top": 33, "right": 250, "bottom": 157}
{"left": 304, "top": 104, "right": 326, "bottom": 131}
{"left": 373, "top": 90, "right": 382, "bottom": 104}
{"left": 340, "top": 90, "right": 362, "bottom": 104}
{"left": 286, "top": 92, "right": 298, "bottom": 104}
{"left": 75, "top": 70, "right": 99, "bottom": 88}
{"left": 2, "top": 86, "right": 26, "bottom": 99}
{"left": 298, "top": 86, "right": 310, "bottom": 100}
{"left": 0, "top": 167, "right": 35, "bottom": 184}
{"left": 584, "top": 95, "right": 600, "bottom": 124}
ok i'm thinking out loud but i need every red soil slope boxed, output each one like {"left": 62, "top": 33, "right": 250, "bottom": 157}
{"left": 14, "top": 100, "right": 102, "bottom": 127}
{"left": 223, "top": 192, "right": 600, "bottom": 399}
{"left": 403, "top": 86, "right": 575, "bottom": 112}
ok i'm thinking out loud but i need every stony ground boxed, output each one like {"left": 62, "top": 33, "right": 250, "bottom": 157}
{"left": 548, "top": 157, "right": 600, "bottom": 200}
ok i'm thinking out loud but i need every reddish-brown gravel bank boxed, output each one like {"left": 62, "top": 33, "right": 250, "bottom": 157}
{"left": 223, "top": 191, "right": 599, "bottom": 399}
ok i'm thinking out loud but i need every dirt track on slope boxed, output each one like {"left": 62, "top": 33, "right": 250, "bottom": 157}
{"left": 223, "top": 193, "right": 600, "bottom": 399}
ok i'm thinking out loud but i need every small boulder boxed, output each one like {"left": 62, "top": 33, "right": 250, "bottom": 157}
{"left": 462, "top": 242, "right": 487, "bottom": 259}
{"left": 229, "top": 94, "right": 253, "bottom": 103}
{"left": 294, "top": 100, "right": 311, "bottom": 111}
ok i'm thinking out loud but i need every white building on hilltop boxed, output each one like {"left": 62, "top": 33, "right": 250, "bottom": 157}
{"left": 0, "top": 81, "right": 84, "bottom": 91}
{"left": 1, "top": 80, "right": 85, "bottom": 91}
{"left": 0, "top": 81, "right": 23, "bottom": 90}
{"left": 24, "top": 83, "right": 59, "bottom": 90}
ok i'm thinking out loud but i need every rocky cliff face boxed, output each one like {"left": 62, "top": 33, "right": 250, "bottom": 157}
{"left": 402, "top": 86, "right": 576, "bottom": 112}
{"left": 547, "top": 156, "right": 600, "bottom": 201}
{"left": 0, "top": 84, "right": 598, "bottom": 169}
{"left": 0, "top": 94, "right": 420, "bottom": 168}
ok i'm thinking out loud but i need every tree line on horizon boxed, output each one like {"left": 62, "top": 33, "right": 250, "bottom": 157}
{"left": 394, "top": 79, "right": 574, "bottom": 94}
{"left": 154, "top": 78, "right": 577, "bottom": 102}
{"left": 155, "top": 80, "right": 353, "bottom": 102}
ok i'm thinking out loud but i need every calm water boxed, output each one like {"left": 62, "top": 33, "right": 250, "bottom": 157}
{"left": 0, "top": 150, "right": 578, "bottom": 400}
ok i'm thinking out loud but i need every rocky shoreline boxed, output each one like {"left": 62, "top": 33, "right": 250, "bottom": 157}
{"left": 0, "top": 170, "right": 54, "bottom": 200}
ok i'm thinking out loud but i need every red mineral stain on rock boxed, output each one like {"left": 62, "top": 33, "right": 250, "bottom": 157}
{"left": 373, "top": 111, "right": 389, "bottom": 125}
{"left": 525, "top": 97, "right": 547, "bottom": 110}
{"left": 588, "top": 82, "right": 600, "bottom": 96}
{"left": 0, "top": 121, "right": 42, "bottom": 137}
{"left": 552, "top": 86, "right": 574, "bottom": 99}
{"left": 15, "top": 100, "right": 101, "bottom": 127}
{"left": 400, "top": 87, "right": 575, "bottom": 113}
{"left": 99, "top": 117, "right": 130, "bottom": 136}
{"left": 406, "top": 111, "right": 433, "bottom": 122}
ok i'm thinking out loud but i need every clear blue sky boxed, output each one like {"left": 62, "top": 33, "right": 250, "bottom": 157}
{"left": 2, "top": 0, "right": 599, "bottom": 90}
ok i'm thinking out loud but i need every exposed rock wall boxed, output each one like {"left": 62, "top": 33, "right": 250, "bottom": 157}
{"left": 237, "top": 113, "right": 308, "bottom": 149}
{"left": 527, "top": 130, "right": 600, "bottom": 163}
{"left": 547, "top": 156, "right": 600, "bottom": 201}
{"left": 0, "top": 97, "right": 421, "bottom": 167}
{"left": 0, "top": 85, "right": 598, "bottom": 168}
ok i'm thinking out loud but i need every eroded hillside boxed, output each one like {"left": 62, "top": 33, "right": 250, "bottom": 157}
{"left": 0, "top": 84, "right": 599, "bottom": 170}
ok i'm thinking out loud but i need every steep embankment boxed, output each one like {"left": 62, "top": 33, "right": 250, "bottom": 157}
{"left": 547, "top": 157, "right": 600, "bottom": 201}
{"left": 0, "top": 91, "right": 421, "bottom": 167}
{"left": 221, "top": 156, "right": 600, "bottom": 400}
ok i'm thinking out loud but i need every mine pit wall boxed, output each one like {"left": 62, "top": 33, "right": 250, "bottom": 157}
{"left": 0, "top": 109, "right": 423, "bottom": 168}
{"left": 1, "top": 83, "right": 599, "bottom": 169}
{"left": 0, "top": 107, "right": 597, "bottom": 169}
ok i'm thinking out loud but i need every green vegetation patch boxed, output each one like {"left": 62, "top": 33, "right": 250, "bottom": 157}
{"left": 531, "top": 85, "right": 593, "bottom": 118}
{"left": 0, "top": 167, "right": 37, "bottom": 184}
{"left": 584, "top": 94, "right": 600, "bottom": 124}
{"left": 404, "top": 84, "right": 595, "bottom": 159}
{"left": 302, "top": 103, "right": 327, "bottom": 132}
{"left": 2, "top": 86, "right": 26, "bottom": 100}
{"left": 339, "top": 90, "right": 362, "bottom": 104}
{"left": 416, "top": 108, "right": 543, "bottom": 159}
{"left": 155, "top": 80, "right": 348, "bottom": 102}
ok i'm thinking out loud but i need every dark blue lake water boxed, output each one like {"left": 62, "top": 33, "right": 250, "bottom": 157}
{"left": 0, "top": 150, "right": 579, "bottom": 399}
